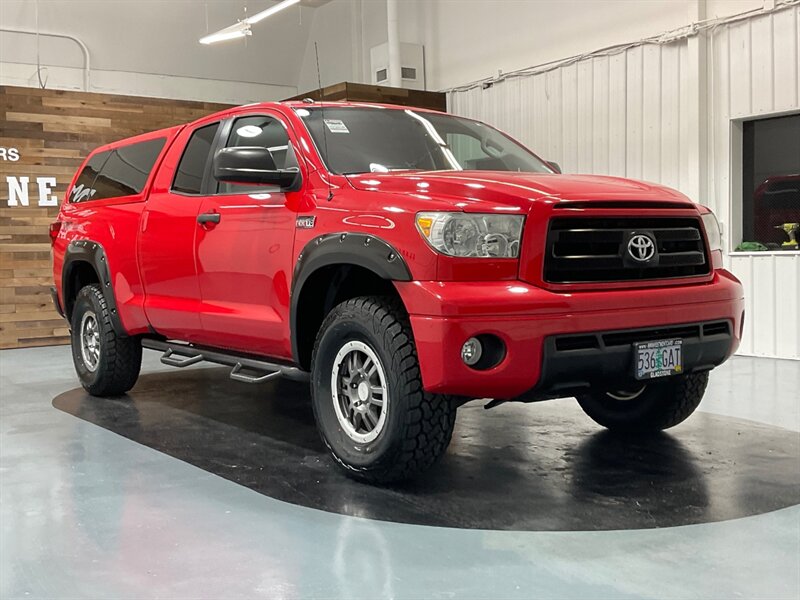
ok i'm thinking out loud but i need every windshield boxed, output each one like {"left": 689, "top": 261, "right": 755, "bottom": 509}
{"left": 295, "top": 106, "right": 553, "bottom": 175}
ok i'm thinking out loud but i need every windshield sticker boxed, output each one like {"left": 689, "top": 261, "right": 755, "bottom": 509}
{"left": 324, "top": 119, "right": 350, "bottom": 133}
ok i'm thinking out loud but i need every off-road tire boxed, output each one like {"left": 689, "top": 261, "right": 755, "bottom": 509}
{"left": 311, "top": 296, "right": 456, "bottom": 484}
{"left": 576, "top": 371, "right": 709, "bottom": 433}
{"left": 70, "top": 284, "right": 142, "bottom": 396}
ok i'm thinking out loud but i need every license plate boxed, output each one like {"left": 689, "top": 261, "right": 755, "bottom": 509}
{"left": 635, "top": 339, "right": 683, "bottom": 380}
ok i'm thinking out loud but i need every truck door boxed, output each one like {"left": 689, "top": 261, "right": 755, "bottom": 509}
{"left": 192, "top": 113, "right": 302, "bottom": 359}
{"left": 139, "top": 120, "right": 222, "bottom": 340}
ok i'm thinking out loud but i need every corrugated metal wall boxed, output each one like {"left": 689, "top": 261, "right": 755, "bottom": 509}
{"left": 709, "top": 7, "right": 799, "bottom": 359}
{"left": 449, "top": 42, "right": 695, "bottom": 193}
{"left": 448, "top": 4, "right": 800, "bottom": 360}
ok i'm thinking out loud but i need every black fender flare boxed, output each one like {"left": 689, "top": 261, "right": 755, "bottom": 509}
{"left": 62, "top": 240, "right": 126, "bottom": 336}
{"left": 290, "top": 232, "right": 412, "bottom": 363}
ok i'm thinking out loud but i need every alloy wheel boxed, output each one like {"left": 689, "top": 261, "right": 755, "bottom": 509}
{"left": 331, "top": 340, "right": 389, "bottom": 443}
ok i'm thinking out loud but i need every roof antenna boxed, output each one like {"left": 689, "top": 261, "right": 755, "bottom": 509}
{"left": 314, "top": 42, "right": 333, "bottom": 201}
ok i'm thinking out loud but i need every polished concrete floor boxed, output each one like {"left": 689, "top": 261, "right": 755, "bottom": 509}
{"left": 1, "top": 345, "right": 799, "bottom": 599}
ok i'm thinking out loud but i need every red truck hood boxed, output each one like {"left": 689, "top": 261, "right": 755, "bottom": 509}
{"left": 345, "top": 171, "right": 693, "bottom": 209}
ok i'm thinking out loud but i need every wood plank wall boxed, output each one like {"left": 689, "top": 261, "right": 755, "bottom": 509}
{"left": 286, "top": 82, "right": 447, "bottom": 112}
{"left": 0, "top": 86, "right": 232, "bottom": 349}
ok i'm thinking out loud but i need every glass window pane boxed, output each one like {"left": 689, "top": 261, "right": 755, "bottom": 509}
{"left": 296, "top": 107, "right": 552, "bottom": 175}
{"left": 447, "top": 133, "right": 496, "bottom": 169}
{"left": 218, "top": 115, "right": 296, "bottom": 194}
{"left": 92, "top": 138, "right": 166, "bottom": 200}
{"left": 70, "top": 151, "right": 110, "bottom": 203}
{"left": 741, "top": 114, "right": 800, "bottom": 250}
{"left": 173, "top": 123, "right": 219, "bottom": 194}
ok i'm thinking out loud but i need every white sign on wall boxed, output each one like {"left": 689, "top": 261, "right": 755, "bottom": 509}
{"left": 1, "top": 146, "right": 60, "bottom": 207}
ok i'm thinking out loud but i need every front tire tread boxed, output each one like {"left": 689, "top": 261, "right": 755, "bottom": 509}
{"left": 312, "top": 296, "right": 455, "bottom": 484}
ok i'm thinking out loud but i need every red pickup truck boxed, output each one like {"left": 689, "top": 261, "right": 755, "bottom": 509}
{"left": 51, "top": 101, "right": 744, "bottom": 483}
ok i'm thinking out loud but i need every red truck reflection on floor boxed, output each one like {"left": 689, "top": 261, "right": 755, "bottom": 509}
{"left": 50, "top": 101, "right": 744, "bottom": 484}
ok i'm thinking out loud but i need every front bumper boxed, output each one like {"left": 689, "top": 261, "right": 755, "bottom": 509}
{"left": 518, "top": 320, "right": 732, "bottom": 401}
{"left": 397, "top": 270, "right": 744, "bottom": 399}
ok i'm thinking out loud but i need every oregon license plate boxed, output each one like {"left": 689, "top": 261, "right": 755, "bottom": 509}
{"left": 635, "top": 339, "right": 683, "bottom": 380}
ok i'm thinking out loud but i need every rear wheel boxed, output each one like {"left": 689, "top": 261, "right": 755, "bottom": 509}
{"left": 70, "top": 284, "right": 142, "bottom": 396}
{"left": 576, "top": 372, "right": 709, "bottom": 432}
{"left": 311, "top": 296, "right": 456, "bottom": 484}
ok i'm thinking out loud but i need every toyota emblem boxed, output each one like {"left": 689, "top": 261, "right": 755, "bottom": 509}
{"left": 627, "top": 234, "right": 656, "bottom": 262}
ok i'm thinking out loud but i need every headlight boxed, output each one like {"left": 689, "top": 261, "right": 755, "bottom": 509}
{"left": 416, "top": 212, "right": 524, "bottom": 258}
{"left": 701, "top": 211, "right": 722, "bottom": 252}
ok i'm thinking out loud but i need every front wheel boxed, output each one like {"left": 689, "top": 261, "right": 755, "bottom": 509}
{"left": 310, "top": 296, "right": 456, "bottom": 484}
{"left": 576, "top": 372, "right": 709, "bottom": 433}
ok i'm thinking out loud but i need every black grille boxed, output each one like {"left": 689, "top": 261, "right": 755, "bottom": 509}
{"left": 544, "top": 217, "right": 710, "bottom": 283}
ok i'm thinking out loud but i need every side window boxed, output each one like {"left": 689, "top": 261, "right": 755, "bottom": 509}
{"left": 217, "top": 115, "right": 297, "bottom": 194}
{"left": 71, "top": 138, "right": 166, "bottom": 203}
{"left": 71, "top": 151, "right": 110, "bottom": 203}
{"left": 172, "top": 123, "right": 220, "bottom": 194}
{"left": 91, "top": 138, "right": 166, "bottom": 200}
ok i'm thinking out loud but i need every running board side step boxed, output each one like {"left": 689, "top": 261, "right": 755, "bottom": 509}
{"left": 141, "top": 339, "right": 309, "bottom": 383}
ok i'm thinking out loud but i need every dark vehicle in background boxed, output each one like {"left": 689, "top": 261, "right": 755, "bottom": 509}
{"left": 752, "top": 175, "right": 800, "bottom": 247}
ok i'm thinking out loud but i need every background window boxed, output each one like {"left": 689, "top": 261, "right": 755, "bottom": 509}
{"left": 740, "top": 114, "right": 800, "bottom": 250}
{"left": 217, "top": 115, "right": 297, "bottom": 194}
{"left": 173, "top": 123, "right": 219, "bottom": 194}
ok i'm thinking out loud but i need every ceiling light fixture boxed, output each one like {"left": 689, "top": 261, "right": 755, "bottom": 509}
{"left": 246, "top": 0, "right": 301, "bottom": 25}
{"left": 199, "top": 0, "right": 301, "bottom": 45}
{"left": 199, "top": 22, "right": 251, "bottom": 45}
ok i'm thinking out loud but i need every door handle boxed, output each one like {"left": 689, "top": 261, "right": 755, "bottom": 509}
{"left": 197, "top": 212, "right": 221, "bottom": 225}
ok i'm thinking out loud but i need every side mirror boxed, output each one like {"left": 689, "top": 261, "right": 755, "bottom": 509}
{"left": 546, "top": 160, "right": 562, "bottom": 174}
{"left": 213, "top": 146, "right": 300, "bottom": 190}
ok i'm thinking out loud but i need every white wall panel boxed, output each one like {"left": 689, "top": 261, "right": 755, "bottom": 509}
{"left": 448, "top": 5, "right": 800, "bottom": 360}
{"left": 449, "top": 40, "right": 696, "bottom": 193}
{"left": 592, "top": 57, "right": 610, "bottom": 175}
{"left": 731, "top": 254, "right": 800, "bottom": 359}
{"left": 774, "top": 255, "right": 800, "bottom": 359}
{"left": 772, "top": 7, "right": 799, "bottom": 109}
{"left": 710, "top": 6, "right": 800, "bottom": 359}
{"left": 608, "top": 53, "right": 628, "bottom": 176}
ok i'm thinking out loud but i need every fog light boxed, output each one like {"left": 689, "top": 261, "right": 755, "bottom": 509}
{"left": 461, "top": 337, "right": 483, "bottom": 366}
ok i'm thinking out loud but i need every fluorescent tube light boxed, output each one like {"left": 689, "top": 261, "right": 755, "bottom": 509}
{"left": 199, "top": 22, "right": 251, "bottom": 45}
{"left": 199, "top": 0, "right": 300, "bottom": 45}
{"left": 245, "top": 0, "right": 301, "bottom": 25}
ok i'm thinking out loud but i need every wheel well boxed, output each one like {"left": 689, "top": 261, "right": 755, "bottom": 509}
{"left": 64, "top": 260, "right": 100, "bottom": 319}
{"left": 294, "top": 264, "right": 402, "bottom": 370}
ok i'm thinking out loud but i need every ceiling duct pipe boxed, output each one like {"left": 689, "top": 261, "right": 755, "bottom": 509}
{"left": 386, "top": 0, "right": 402, "bottom": 87}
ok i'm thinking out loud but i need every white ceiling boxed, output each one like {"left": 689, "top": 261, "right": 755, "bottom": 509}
{"left": 0, "top": 1, "right": 333, "bottom": 88}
